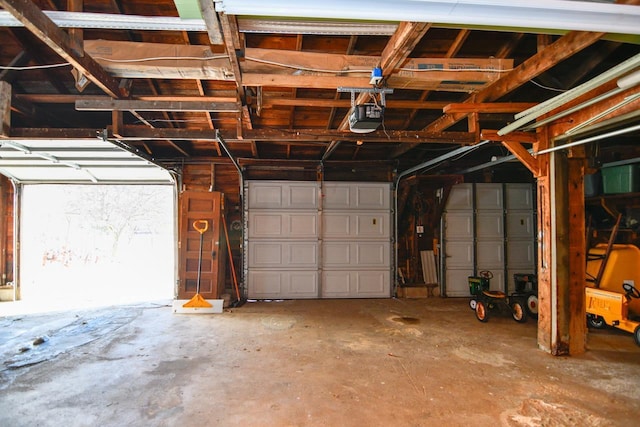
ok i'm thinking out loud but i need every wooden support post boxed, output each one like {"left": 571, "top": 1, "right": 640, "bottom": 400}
{"left": 0, "top": 81, "right": 11, "bottom": 137}
{"left": 536, "top": 131, "right": 587, "bottom": 355}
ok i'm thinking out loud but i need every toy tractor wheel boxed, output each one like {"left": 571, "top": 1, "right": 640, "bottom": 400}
{"left": 526, "top": 294, "right": 538, "bottom": 318}
{"left": 587, "top": 314, "right": 606, "bottom": 329}
{"left": 634, "top": 325, "right": 640, "bottom": 347}
{"left": 475, "top": 300, "right": 489, "bottom": 322}
{"left": 469, "top": 299, "right": 477, "bottom": 310}
{"left": 511, "top": 300, "right": 528, "bottom": 323}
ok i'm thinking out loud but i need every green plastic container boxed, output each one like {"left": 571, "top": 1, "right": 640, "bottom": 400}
{"left": 602, "top": 164, "right": 640, "bottom": 194}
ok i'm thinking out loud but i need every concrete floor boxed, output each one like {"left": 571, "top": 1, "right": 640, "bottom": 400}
{"left": 1, "top": 297, "right": 639, "bottom": 426}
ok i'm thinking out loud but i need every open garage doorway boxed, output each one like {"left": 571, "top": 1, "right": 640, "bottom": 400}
{"left": 19, "top": 185, "right": 175, "bottom": 312}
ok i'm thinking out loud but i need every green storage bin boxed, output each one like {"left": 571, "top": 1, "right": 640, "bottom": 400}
{"left": 602, "top": 164, "right": 640, "bottom": 194}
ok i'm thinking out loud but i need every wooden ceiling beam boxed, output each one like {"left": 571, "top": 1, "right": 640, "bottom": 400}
{"left": 104, "top": 125, "right": 475, "bottom": 144}
{"left": 75, "top": 99, "right": 241, "bottom": 112}
{"left": 261, "top": 97, "right": 448, "bottom": 110}
{"left": 444, "top": 102, "right": 537, "bottom": 114}
{"left": 391, "top": 30, "right": 606, "bottom": 158}
{"left": 0, "top": 0, "right": 125, "bottom": 98}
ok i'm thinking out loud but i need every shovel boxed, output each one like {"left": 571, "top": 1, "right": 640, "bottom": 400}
{"left": 183, "top": 219, "right": 212, "bottom": 308}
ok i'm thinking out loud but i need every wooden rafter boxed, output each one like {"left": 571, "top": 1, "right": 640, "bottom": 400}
{"left": 0, "top": 0, "right": 124, "bottom": 98}
{"left": 107, "top": 126, "right": 475, "bottom": 144}
{"left": 391, "top": 30, "right": 606, "bottom": 158}
{"left": 444, "top": 103, "right": 537, "bottom": 114}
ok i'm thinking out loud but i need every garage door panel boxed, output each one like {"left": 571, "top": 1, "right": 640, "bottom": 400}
{"left": 506, "top": 184, "right": 533, "bottom": 210}
{"left": 355, "top": 213, "right": 390, "bottom": 238}
{"left": 445, "top": 241, "right": 474, "bottom": 268}
{"left": 476, "top": 212, "right": 504, "bottom": 239}
{"left": 248, "top": 270, "right": 318, "bottom": 299}
{"left": 323, "top": 213, "right": 351, "bottom": 236}
{"left": 321, "top": 271, "right": 351, "bottom": 297}
{"left": 355, "top": 271, "right": 389, "bottom": 296}
{"left": 323, "top": 241, "right": 390, "bottom": 267}
{"left": 289, "top": 214, "right": 318, "bottom": 237}
{"left": 506, "top": 212, "right": 534, "bottom": 238}
{"left": 323, "top": 242, "right": 351, "bottom": 266}
{"left": 322, "top": 270, "right": 390, "bottom": 297}
{"left": 249, "top": 212, "right": 317, "bottom": 238}
{"left": 476, "top": 183, "right": 503, "bottom": 210}
{"left": 249, "top": 241, "right": 318, "bottom": 268}
{"left": 324, "top": 212, "right": 389, "bottom": 239}
{"left": 476, "top": 240, "right": 504, "bottom": 265}
{"left": 322, "top": 182, "right": 390, "bottom": 210}
{"left": 507, "top": 240, "right": 535, "bottom": 266}
{"left": 248, "top": 181, "right": 318, "bottom": 209}
{"left": 445, "top": 268, "right": 474, "bottom": 297}
{"left": 444, "top": 212, "right": 473, "bottom": 240}
{"left": 445, "top": 183, "right": 473, "bottom": 210}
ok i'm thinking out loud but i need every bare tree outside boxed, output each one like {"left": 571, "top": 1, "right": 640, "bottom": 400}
{"left": 20, "top": 185, "right": 175, "bottom": 311}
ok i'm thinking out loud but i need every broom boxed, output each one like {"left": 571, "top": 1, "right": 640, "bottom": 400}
{"left": 183, "top": 219, "right": 212, "bottom": 308}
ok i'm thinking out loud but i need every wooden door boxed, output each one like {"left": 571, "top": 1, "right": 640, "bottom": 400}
{"left": 178, "top": 191, "right": 225, "bottom": 299}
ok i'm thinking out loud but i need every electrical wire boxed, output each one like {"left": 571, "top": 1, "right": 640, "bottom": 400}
{"left": 0, "top": 62, "right": 71, "bottom": 70}
{"left": 93, "top": 55, "right": 230, "bottom": 63}
{"left": 245, "top": 56, "right": 370, "bottom": 74}
{"left": 529, "top": 79, "right": 567, "bottom": 92}
{"left": 398, "top": 66, "right": 514, "bottom": 73}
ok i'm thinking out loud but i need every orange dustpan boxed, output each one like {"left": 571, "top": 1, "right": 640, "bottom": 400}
{"left": 183, "top": 219, "right": 212, "bottom": 308}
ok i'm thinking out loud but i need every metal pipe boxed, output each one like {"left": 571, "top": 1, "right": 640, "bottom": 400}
{"left": 499, "top": 53, "right": 640, "bottom": 136}
{"left": 521, "top": 87, "right": 626, "bottom": 132}
{"left": 10, "top": 179, "right": 19, "bottom": 301}
{"left": 537, "top": 123, "right": 640, "bottom": 156}
{"left": 216, "top": 130, "right": 245, "bottom": 295}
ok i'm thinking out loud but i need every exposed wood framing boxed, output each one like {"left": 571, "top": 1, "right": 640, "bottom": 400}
{"left": 444, "top": 102, "right": 537, "bottom": 114}
{"left": 198, "top": 0, "right": 223, "bottom": 45}
{"left": 107, "top": 126, "right": 476, "bottom": 144}
{"left": 0, "top": 0, "right": 125, "bottom": 98}
{"left": 75, "top": 99, "right": 241, "bottom": 112}
{"left": 0, "top": 81, "right": 11, "bottom": 137}
{"left": 392, "top": 30, "right": 606, "bottom": 158}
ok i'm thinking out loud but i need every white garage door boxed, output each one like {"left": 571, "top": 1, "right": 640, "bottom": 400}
{"left": 246, "top": 181, "right": 392, "bottom": 299}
